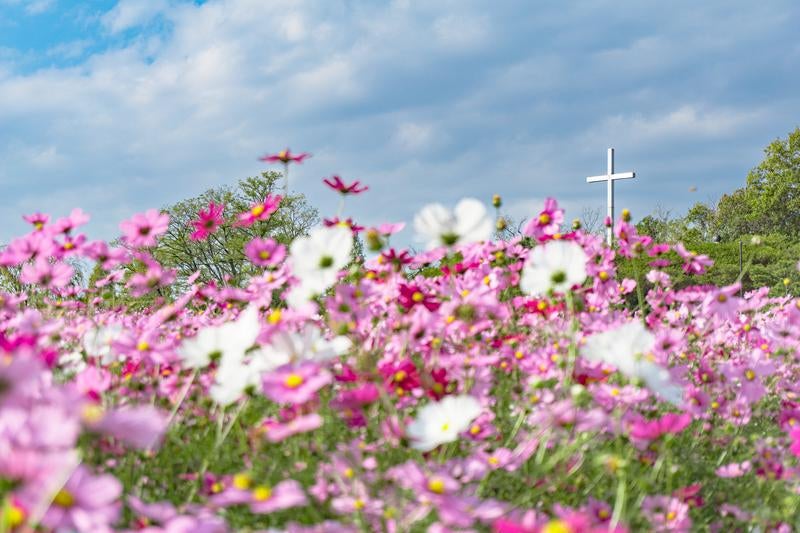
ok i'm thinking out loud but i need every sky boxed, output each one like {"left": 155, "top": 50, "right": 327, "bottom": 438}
{"left": 1, "top": 0, "right": 799, "bottom": 247}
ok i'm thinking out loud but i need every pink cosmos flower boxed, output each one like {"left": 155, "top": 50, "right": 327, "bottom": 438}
{"left": 377, "top": 222, "right": 405, "bottom": 236}
{"left": 789, "top": 427, "right": 800, "bottom": 457}
{"left": 54, "top": 208, "right": 90, "bottom": 234}
{"left": 190, "top": 202, "right": 225, "bottom": 241}
{"left": 87, "top": 405, "right": 169, "bottom": 450}
{"left": 716, "top": 460, "right": 752, "bottom": 478}
{"left": 259, "top": 413, "right": 323, "bottom": 443}
{"left": 641, "top": 495, "right": 691, "bottom": 532}
{"left": 674, "top": 243, "right": 713, "bottom": 275}
{"left": 322, "top": 217, "right": 365, "bottom": 233}
{"left": 259, "top": 148, "right": 311, "bottom": 164}
{"left": 244, "top": 237, "right": 286, "bottom": 268}
{"left": 20, "top": 259, "right": 74, "bottom": 289}
{"left": 84, "top": 241, "right": 129, "bottom": 270}
{"left": 120, "top": 209, "right": 170, "bottom": 248}
{"left": 522, "top": 198, "right": 564, "bottom": 239}
{"left": 237, "top": 195, "right": 282, "bottom": 227}
{"left": 40, "top": 465, "right": 122, "bottom": 533}
{"left": 398, "top": 283, "right": 440, "bottom": 312}
{"left": 262, "top": 363, "right": 332, "bottom": 404}
{"left": 22, "top": 212, "right": 49, "bottom": 231}
{"left": 322, "top": 175, "right": 368, "bottom": 195}
{"left": 248, "top": 479, "right": 308, "bottom": 514}
{"left": 627, "top": 412, "right": 692, "bottom": 443}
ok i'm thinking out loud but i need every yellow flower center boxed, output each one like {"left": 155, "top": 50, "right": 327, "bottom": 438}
{"left": 211, "top": 482, "right": 223, "bottom": 493}
{"left": 539, "top": 213, "right": 551, "bottom": 224}
{"left": 745, "top": 369, "right": 756, "bottom": 381}
{"left": 251, "top": 205, "right": 266, "bottom": 217}
{"left": 233, "top": 473, "right": 251, "bottom": 490}
{"left": 394, "top": 370, "right": 407, "bottom": 382}
{"left": 353, "top": 499, "right": 365, "bottom": 510}
{"left": 427, "top": 478, "right": 445, "bottom": 494}
{"left": 81, "top": 404, "right": 105, "bottom": 424}
{"left": 259, "top": 250, "right": 271, "bottom": 260}
{"left": 267, "top": 310, "right": 281, "bottom": 324}
{"left": 469, "top": 424, "right": 481, "bottom": 435}
{"left": 440, "top": 422, "right": 450, "bottom": 432}
{"left": 542, "top": 520, "right": 572, "bottom": 533}
{"left": 610, "top": 388, "right": 620, "bottom": 397}
{"left": 284, "top": 374, "right": 304, "bottom": 388}
{"left": 411, "top": 291, "right": 424, "bottom": 303}
{"left": 2, "top": 502, "right": 25, "bottom": 527}
{"left": 666, "top": 511, "right": 677, "bottom": 521}
{"left": 598, "top": 271, "right": 609, "bottom": 281}
{"left": 343, "top": 468, "right": 354, "bottom": 479}
{"left": 136, "top": 341, "right": 149, "bottom": 352}
{"left": 53, "top": 489, "right": 74, "bottom": 508}
{"left": 252, "top": 486, "right": 272, "bottom": 501}
{"left": 488, "top": 456, "right": 499, "bottom": 465}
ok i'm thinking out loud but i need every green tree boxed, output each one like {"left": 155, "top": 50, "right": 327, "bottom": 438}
{"left": 154, "top": 171, "right": 319, "bottom": 286}
{"left": 744, "top": 126, "right": 800, "bottom": 237}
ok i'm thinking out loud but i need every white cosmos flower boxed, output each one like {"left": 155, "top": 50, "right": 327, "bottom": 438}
{"left": 406, "top": 395, "right": 482, "bottom": 451}
{"left": 210, "top": 359, "right": 253, "bottom": 406}
{"left": 414, "top": 198, "right": 493, "bottom": 250}
{"left": 180, "top": 305, "right": 261, "bottom": 369}
{"left": 520, "top": 239, "right": 588, "bottom": 295}
{"left": 582, "top": 321, "right": 683, "bottom": 405}
{"left": 83, "top": 324, "right": 124, "bottom": 364}
{"left": 255, "top": 324, "right": 351, "bottom": 365}
{"left": 290, "top": 226, "right": 353, "bottom": 290}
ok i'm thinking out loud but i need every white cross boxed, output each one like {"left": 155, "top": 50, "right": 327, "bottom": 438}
{"left": 586, "top": 148, "right": 636, "bottom": 246}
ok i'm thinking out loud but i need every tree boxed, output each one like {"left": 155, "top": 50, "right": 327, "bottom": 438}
{"left": 153, "top": 171, "right": 319, "bottom": 286}
{"left": 743, "top": 127, "right": 800, "bottom": 238}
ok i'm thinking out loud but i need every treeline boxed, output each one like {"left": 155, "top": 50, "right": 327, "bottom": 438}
{"left": 621, "top": 127, "right": 800, "bottom": 296}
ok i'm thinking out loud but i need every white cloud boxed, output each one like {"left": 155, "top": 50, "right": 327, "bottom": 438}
{"left": 393, "top": 122, "right": 435, "bottom": 151}
{"left": 0, "top": 0, "right": 798, "bottom": 247}
{"left": 101, "top": 0, "right": 169, "bottom": 34}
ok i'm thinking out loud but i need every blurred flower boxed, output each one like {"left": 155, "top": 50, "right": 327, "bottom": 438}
{"left": 414, "top": 198, "right": 493, "bottom": 250}
{"left": 520, "top": 240, "right": 588, "bottom": 296}
{"left": 406, "top": 395, "right": 482, "bottom": 451}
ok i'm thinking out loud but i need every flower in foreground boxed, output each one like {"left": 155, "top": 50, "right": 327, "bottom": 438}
{"left": 119, "top": 209, "right": 169, "bottom": 248}
{"left": 190, "top": 202, "right": 225, "bottom": 241}
{"left": 414, "top": 198, "right": 493, "bottom": 250}
{"left": 406, "top": 395, "right": 482, "bottom": 451}
{"left": 40, "top": 465, "right": 122, "bottom": 533}
{"left": 582, "top": 321, "right": 683, "bottom": 405}
{"left": 520, "top": 239, "right": 588, "bottom": 296}
{"left": 237, "top": 195, "right": 282, "bottom": 227}
{"left": 288, "top": 225, "right": 353, "bottom": 301}
{"left": 245, "top": 237, "right": 286, "bottom": 268}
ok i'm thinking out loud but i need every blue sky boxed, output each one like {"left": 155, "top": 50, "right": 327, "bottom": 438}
{"left": 1, "top": 0, "right": 799, "bottom": 245}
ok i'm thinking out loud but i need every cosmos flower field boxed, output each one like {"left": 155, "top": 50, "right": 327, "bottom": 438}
{"left": 2, "top": 172, "right": 800, "bottom": 532}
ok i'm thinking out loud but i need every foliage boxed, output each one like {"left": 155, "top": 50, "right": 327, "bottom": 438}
{"left": 153, "top": 171, "right": 319, "bottom": 287}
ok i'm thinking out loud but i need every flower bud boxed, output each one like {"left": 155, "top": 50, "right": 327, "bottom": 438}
{"left": 365, "top": 229, "right": 383, "bottom": 252}
{"left": 492, "top": 194, "right": 502, "bottom": 208}
{"left": 495, "top": 217, "right": 507, "bottom": 231}
{"left": 571, "top": 218, "right": 581, "bottom": 230}
{"left": 621, "top": 208, "right": 631, "bottom": 222}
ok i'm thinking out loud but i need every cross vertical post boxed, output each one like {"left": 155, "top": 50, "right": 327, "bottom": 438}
{"left": 586, "top": 147, "right": 636, "bottom": 246}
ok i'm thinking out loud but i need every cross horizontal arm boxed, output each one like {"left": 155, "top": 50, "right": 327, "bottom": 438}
{"left": 585, "top": 171, "right": 635, "bottom": 183}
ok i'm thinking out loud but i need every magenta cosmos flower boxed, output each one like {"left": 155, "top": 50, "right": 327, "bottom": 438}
{"left": 259, "top": 148, "right": 311, "bottom": 164}
{"left": 244, "top": 237, "right": 286, "bottom": 268}
{"left": 237, "top": 195, "right": 282, "bottom": 227}
{"left": 119, "top": 209, "right": 169, "bottom": 248}
{"left": 322, "top": 175, "right": 368, "bottom": 195}
{"left": 262, "top": 363, "right": 332, "bottom": 404}
{"left": 40, "top": 465, "right": 122, "bottom": 533}
{"left": 190, "top": 202, "right": 225, "bottom": 241}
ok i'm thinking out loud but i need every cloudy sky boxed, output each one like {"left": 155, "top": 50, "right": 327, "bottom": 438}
{"left": 1, "top": 0, "right": 799, "bottom": 246}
